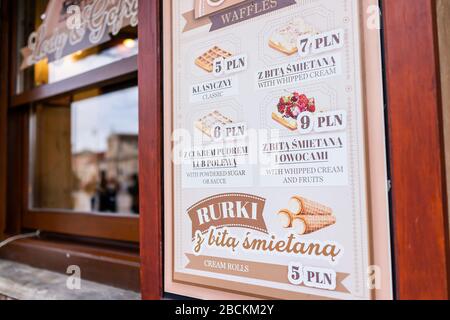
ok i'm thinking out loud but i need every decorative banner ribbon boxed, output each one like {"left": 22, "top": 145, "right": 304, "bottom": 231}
{"left": 187, "top": 193, "right": 268, "bottom": 238}
{"left": 183, "top": 0, "right": 297, "bottom": 32}
{"left": 183, "top": 10, "right": 211, "bottom": 32}
{"left": 186, "top": 254, "right": 350, "bottom": 294}
{"left": 194, "top": 0, "right": 248, "bottom": 19}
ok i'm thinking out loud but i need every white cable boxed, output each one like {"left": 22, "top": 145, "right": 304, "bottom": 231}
{"left": 0, "top": 231, "right": 41, "bottom": 249}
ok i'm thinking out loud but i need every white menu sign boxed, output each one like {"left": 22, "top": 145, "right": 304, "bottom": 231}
{"left": 164, "top": 0, "right": 392, "bottom": 300}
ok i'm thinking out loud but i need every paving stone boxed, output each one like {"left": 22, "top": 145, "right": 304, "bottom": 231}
{"left": 0, "top": 260, "right": 141, "bottom": 300}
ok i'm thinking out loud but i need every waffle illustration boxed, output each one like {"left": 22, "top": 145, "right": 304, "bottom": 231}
{"left": 277, "top": 196, "right": 336, "bottom": 235}
{"left": 195, "top": 111, "right": 233, "bottom": 137}
{"left": 269, "top": 40, "right": 299, "bottom": 56}
{"left": 272, "top": 112, "right": 298, "bottom": 131}
{"left": 272, "top": 92, "right": 316, "bottom": 131}
{"left": 269, "top": 19, "right": 318, "bottom": 55}
{"left": 195, "top": 46, "right": 233, "bottom": 73}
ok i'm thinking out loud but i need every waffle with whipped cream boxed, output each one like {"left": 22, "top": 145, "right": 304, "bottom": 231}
{"left": 269, "top": 19, "right": 318, "bottom": 55}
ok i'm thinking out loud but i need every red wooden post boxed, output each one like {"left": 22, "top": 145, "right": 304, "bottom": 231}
{"left": 383, "top": 0, "right": 449, "bottom": 300}
{"left": 0, "top": 0, "right": 10, "bottom": 240}
{"left": 138, "top": 0, "right": 163, "bottom": 300}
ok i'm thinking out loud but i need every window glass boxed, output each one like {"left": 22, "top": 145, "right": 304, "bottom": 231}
{"left": 48, "top": 38, "right": 138, "bottom": 83}
{"left": 30, "top": 86, "right": 139, "bottom": 215}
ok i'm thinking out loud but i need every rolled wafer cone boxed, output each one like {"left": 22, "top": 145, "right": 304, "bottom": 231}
{"left": 277, "top": 210, "right": 293, "bottom": 228}
{"left": 288, "top": 198, "right": 302, "bottom": 215}
{"left": 291, "top": 196, "right": 333, "bottom": 216}
{"left": 292, "top": 215, "right": 336, "bottom": 235}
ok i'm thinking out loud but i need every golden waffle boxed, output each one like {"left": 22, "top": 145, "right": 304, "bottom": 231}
{"left": 269, "top": 40, "right": 299, "bottom": 56}
{"left": 269, "top": 19, "right": 318, "bottom": 56}
{"left": 272, "top": 112, "right": 298, "bottom": 131}
{"left": 195, "top": 111, "right": 233, "bottom": 137}
{"left": 195, "top": 46, "right": 233, "bottom": 73}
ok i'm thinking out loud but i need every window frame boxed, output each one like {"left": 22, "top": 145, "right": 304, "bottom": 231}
{"left": 6, "top": 0, "right": 140, "bottom": 244}
{"left": 0, "top": 0, "right": 9, "bottom": 241}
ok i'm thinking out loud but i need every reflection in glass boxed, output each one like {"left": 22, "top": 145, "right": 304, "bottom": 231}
{"left": 48, "top": 38, "right": 138, "bottom": 83}
{"left": 31, "top": 86, "right": 139, "bottom": 215}
{"left": 14, "top": 0, "right": 138, "bottom": 93}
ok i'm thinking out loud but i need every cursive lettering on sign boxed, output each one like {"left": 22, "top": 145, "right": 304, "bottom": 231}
{"left": 22, "top": 0, "right": 138, "bottom": 69}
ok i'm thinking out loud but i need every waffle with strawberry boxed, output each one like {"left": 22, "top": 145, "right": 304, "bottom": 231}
{"left": 272, "top": 92, "right": 316, "bottom": 131}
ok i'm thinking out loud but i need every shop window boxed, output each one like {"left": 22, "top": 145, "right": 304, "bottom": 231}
{"left": 47, "top": 38, "right": 138, "bottom": 83}
{"left": 14, "top": 0, "right": 138, "bottom": 94}
{"left": 437, "top": 0, "right": 450, "bottom": 237}
{"left": 7, "top": 0, "right": 140, "bottom": 242}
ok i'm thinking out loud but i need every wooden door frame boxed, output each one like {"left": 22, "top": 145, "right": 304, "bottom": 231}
{"left": 382, "top": 0, "right": 449, "bottom": 300}
{"left": 138, "top": 0, "right": 450, "bottom": 300}
{"left": 138, "top": 0, "right": 163, "bottom": 300}
{"left": 0, "top": 0, "right": 10, "bottom": 241}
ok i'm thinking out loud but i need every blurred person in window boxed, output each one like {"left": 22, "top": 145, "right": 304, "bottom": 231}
{"left": 97, "top": 171, "right": 119, "bottom": 213}
{"left": 128, "top": 173, "right": 139, "bottom": 214}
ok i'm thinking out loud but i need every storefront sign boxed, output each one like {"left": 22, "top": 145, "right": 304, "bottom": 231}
{"left": 164, "top": 0, "right": 392, "bottom": 300}
{"left": 20, "top": 0, "right": 138, "bottom": 70}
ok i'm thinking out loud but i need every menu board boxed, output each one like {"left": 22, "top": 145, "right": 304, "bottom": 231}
{"left": 164, "top": 0, "right": 392, "bottom": 300}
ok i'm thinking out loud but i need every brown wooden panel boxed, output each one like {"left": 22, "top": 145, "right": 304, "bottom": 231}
{"left": 8, "top": 0, "right": 18, "bottom": 97}
{"left": 23, "top": 210, "right": 140, "bottom": 243}
{"left": 138, "top": 0, "right": 163, "bottom": 300}
{"left": 383, "top": 0, "right": 449, "bottom": 299}
{"left": 6, "top": 110, "right": 27, "bottom": 235}
{"left": 0, "top": 0, "right": 10, "bottom": 239}
{"left": 33, "top": 104, "right": 72, "bottom": 209}
{"left": 0, "top": 238, "right": 140, "bottom": 292}
{"left": 11, "top": 56, "right": 138, "bottom": 107}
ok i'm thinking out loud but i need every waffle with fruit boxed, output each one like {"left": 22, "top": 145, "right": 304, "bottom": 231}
{"left": 272, "top": 92, "right": 316, "bottom": 131}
